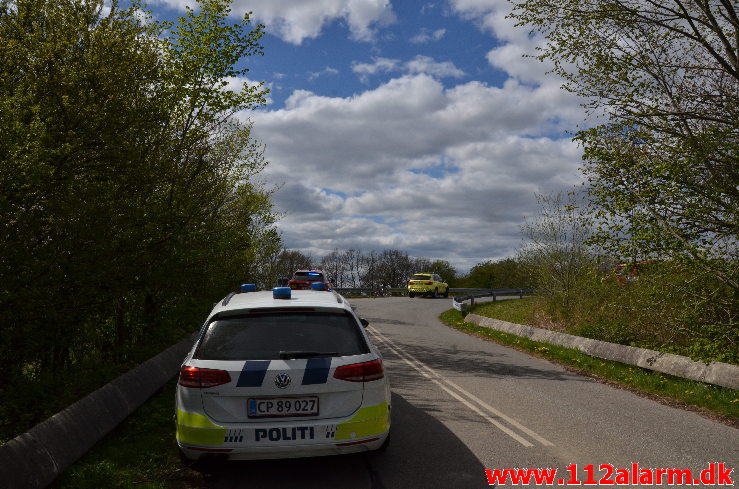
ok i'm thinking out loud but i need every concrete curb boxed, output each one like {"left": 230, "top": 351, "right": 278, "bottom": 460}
{"left": 464, "top": 314, "right": 739, "bottom": 390}
{"left": 0, "top": 334, "right": 196, "bottom": 489}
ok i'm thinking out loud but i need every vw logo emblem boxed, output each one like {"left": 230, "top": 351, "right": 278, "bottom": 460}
{"left": 274, "top": 373, "right": 291, "bottom": 389}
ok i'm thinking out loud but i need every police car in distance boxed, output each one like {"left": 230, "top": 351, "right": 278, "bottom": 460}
{"left": 176, "top": 283, "right": 391, "bottom": 461}
{"left": 288, "top": 270, "right": 332, "bottom": 290}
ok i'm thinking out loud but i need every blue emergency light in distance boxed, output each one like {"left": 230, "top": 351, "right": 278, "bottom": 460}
{"left": 273, "top": 287, "right": 292, "bottom": 300}
{"left": 307, "top": 272, "right": 320, "bottom": 276}
{"left": 311, "top": 282, "right": 326, "bottom": 291}
{"left": 241, "top": 283, "right": 257, "bottom": 292}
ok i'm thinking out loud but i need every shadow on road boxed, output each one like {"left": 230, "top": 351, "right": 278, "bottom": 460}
{"left": 372, "top": 324, "right": 581, "bottom": 383}
{"left": 396, "top": 341, "right": 579, "bottom": 382}
{"left": 366, "top": 393, "right": 490, "bottom": 489}
{"left": 198, "top": 393, "right": 488, "bottom": 489}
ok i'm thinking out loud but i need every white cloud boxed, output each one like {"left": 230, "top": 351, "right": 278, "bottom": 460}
{"left": 308, "top": 67, "right": 340, "bottom": 81}
{"left": 352, "top": 57, "right": 399, "bottom": 83}
{"left": 153, "top": 0, "right": 395, "bottom": 44}
{"left": 405, "top": 55, "right": 464, "bottom": 78}
{"left": 410, "top": 28, "right": 446, "bottom": 44}
{"left": 448, "top": 0, "right": 561, "bottom": 88}
{"left": 151, "top": 0, "right": 588, "bottom": 272}
{"left": 352, "top": 55, "right": 464, "bottom": 83}
{"left": 248, "top": 73, "right": 585, "bottom": 271}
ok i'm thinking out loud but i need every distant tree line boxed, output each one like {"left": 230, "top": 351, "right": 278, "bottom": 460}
{"left": 248, "top": 246, "right": 536, "bottom": 292}
{"left": 253, "top": 248, "right": 462, "bottom": 290}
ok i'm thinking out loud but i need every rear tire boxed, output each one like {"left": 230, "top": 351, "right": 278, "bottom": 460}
{"left": 377, "top": 432, "right": 391, "bottom": 452}
{"left": 432, "top": 288, "right": 438, "bottom": 298}
{"left": 190, "top": 455, "right": 227, "bottom": 473}
{"left": 409, "top": 292, "right": 415, "bottom": 298}
{"left": 178, "top": 447, "right": 192, "bottom": 465}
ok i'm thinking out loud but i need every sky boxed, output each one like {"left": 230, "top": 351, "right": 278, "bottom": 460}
{"left": 148, "top": 0, "right": 589, "bottom": 274}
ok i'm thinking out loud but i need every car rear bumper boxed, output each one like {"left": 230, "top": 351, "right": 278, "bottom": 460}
{"left": 408, "top": 286, "right": 434, "bottom": 293}
{"left": 178, "top": 431, "right": 388, "bottom": 460}
{"left": 176, "top": 401, "right": 390, "bottom": 461}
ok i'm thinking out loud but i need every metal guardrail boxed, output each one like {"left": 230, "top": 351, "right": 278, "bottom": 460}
{"left": 333, "top": 287, "right": 535, "bottom": 308}
{"left": 334, "top": 287, "right": 406, "bottom": 296}
{"left": 451, "top": 288, "right": 535, "bottom": 313}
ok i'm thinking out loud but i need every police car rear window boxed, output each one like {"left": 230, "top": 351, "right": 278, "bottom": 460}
{"left": 412, "top": 274, "right": 431, "bottom": 280}
{"left": 194, "top": 311, "right": 369, "bottom": 361}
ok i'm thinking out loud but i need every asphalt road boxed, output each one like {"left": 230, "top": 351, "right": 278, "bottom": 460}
{"left": 203, "top": 297, "right": 738, "bottom": 489}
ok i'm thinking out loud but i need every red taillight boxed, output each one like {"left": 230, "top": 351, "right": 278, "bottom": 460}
{"left": 333, "top": 359, "right": 384, "bottom": 382}
{"left": 425, "top": 281, "right": 433, "bottom": 285}
{"left": 178, "top": 366, "right": 231, "bottom": 388}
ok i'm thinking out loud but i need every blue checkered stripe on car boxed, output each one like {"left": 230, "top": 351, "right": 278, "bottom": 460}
{"left": 236, "top": 358, "right": 333, "bottom": 387}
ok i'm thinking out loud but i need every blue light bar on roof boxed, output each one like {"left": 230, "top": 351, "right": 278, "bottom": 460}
{"left": 273, "top": 287, "right": 291, "bottom": 300}
{"left": 307, "top": 272, "right": 320, "bottom": 276}
{"left": 240, "top": 283, "right": 257, "bottom": 292}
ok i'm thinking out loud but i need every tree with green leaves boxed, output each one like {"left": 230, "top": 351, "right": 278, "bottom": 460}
{"left": 509, "top": 0, "right": 737, "bottom": 331}
{"left": 518, "top": 191, "right": 595, "bottom": 313}
{"left": 0, "top": 0, "right": 277, "bottom": 402}
{"left": 258, "top": 249, "right": 314, "bottom": 288}
{"left": 427, "top": 259, "right": 458, "bottom": 286}
{"left": 464, "top": 258, "right": 529, "bottom": 289}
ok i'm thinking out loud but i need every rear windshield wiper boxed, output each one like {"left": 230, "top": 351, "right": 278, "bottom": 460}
{"left": 279, "top": 350, "right": 338, "bottom": 359}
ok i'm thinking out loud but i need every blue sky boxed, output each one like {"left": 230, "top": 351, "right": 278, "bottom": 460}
{"left": 245, "top": 4, "right": 508, "bottom": 107}
{"left": 148, "top": 0, "right": 588, "bottom": 273}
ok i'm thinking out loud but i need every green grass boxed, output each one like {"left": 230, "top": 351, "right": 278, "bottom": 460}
{"left": 50, "top": 378, "right": 203, "bottom": 489}
{"left": 465, "top": 297, "right": 534, "bottom": 325}
{"left": 440, "top": 303, "right": 739, "bottom": 424}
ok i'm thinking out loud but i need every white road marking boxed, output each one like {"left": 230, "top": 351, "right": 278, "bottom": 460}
{"left": 371, "top": 328, "right": 553, "bottom": 448}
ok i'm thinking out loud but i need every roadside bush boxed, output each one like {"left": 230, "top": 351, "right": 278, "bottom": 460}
{"left": 0, "top": 0, "right": 278, "bottom": 443}
{"left": 566, "top": 268, "right": 639, "bottom": 345}
{"left": 547, "top": 261, "right": 738, "bottom": 364}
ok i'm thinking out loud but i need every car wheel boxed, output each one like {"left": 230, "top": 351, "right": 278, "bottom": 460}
{"left": 432, "top": 288, "right": 438, "bottom": 298}
{"left": 377, "top": 432, "right": 391, "bottom": 452}
{"left": 409, "top": 292, "right": 415, "bottom": 298}
{"left": 178, "top": 447, "right": 192, "bottom": 465}
{"left": 189, "top": 454, "right": 227, "bottom": 473}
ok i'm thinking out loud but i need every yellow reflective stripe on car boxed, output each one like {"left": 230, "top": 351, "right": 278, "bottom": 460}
{"left": 176, "top": 409, "right": 226, "bottom": 446}
{"left": 177, "top": 409, "right": 222, "bottom": 428}
{"left": 335, "top": 402, "right": 389, "bottom": 440}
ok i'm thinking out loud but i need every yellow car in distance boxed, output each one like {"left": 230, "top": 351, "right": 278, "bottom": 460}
{"left": 407, "top": 273, "right": 449, "bottom": 298}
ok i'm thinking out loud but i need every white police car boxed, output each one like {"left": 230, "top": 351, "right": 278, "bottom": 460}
{"left": 176, "top": 284, "right": 391, "bottom": 461}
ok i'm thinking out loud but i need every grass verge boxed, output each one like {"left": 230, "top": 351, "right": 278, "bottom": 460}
{"left": 50, "top": 377, "right": 204, "bottom": 489}
{"left": 440, "top": 304, "right": 739, "bottom": 426}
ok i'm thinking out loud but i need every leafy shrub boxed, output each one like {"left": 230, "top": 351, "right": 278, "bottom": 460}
{"left": 538, "top": 261, "right": 737, "bottom": 364}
